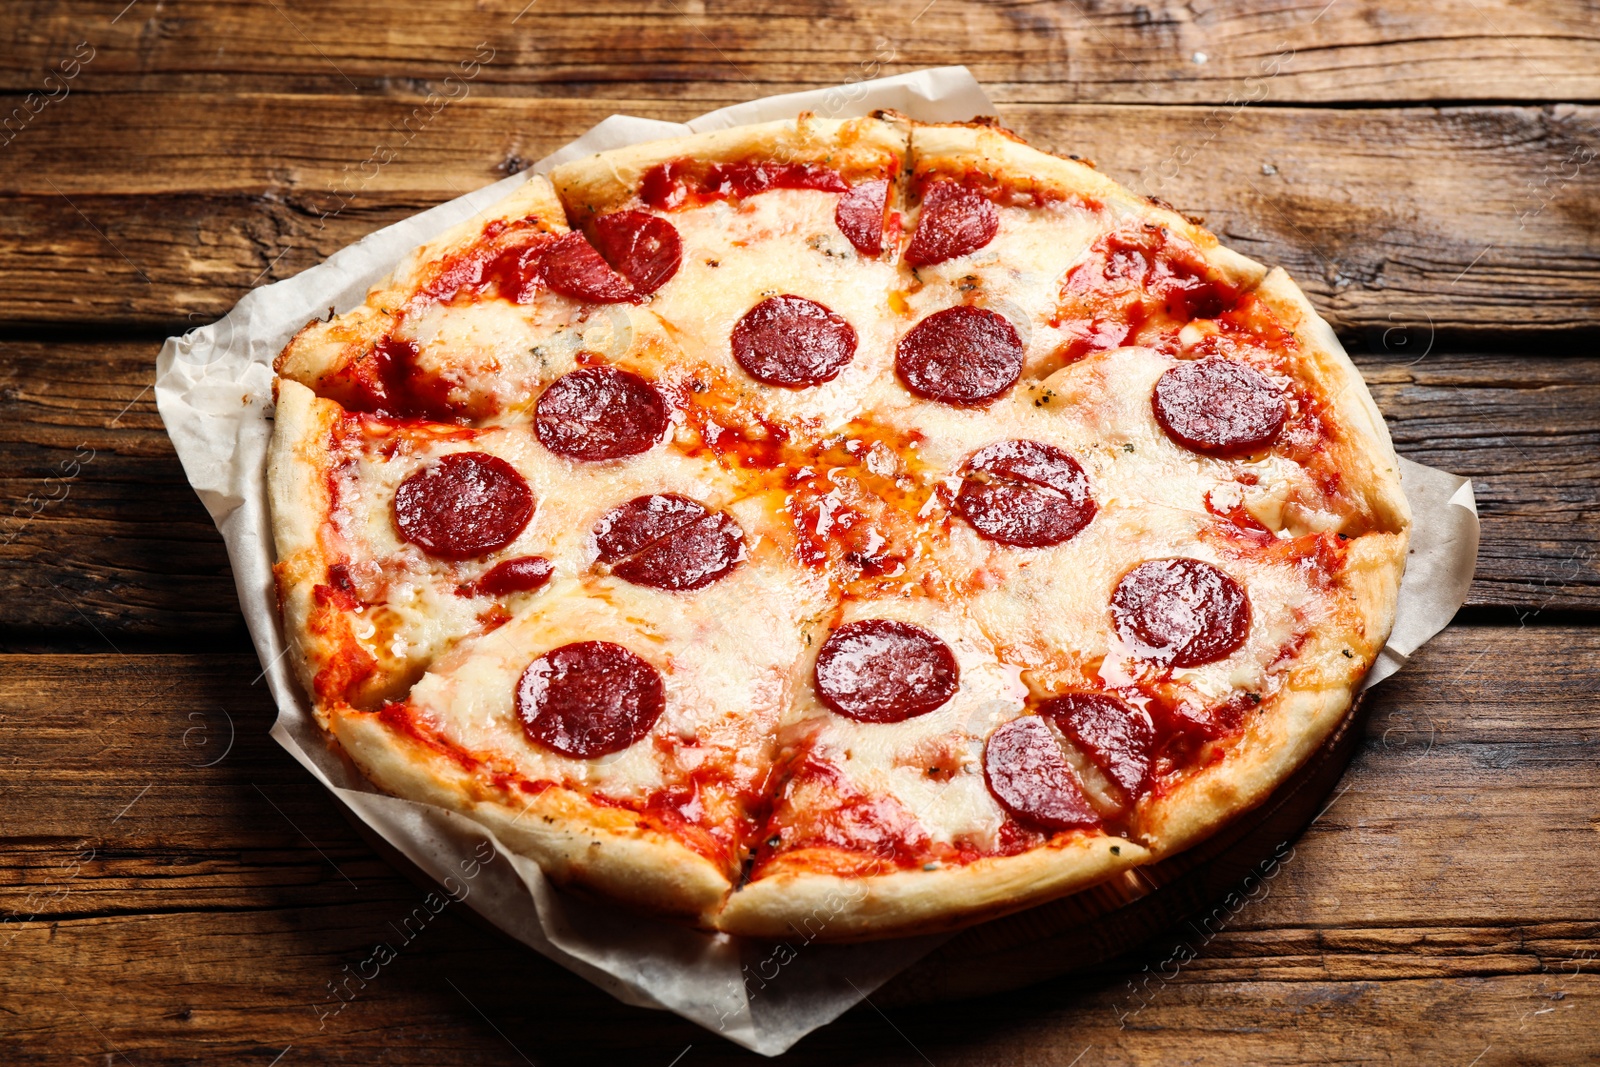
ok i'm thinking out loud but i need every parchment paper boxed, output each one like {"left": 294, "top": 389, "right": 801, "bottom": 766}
{"left": 154, "top": 66, "right": 1480, "bottom": 1056}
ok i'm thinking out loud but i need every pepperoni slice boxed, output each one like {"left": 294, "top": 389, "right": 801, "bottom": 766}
{"left": 957, "top": 440, "right": 1096, "bottom": 547}
{"left": 393, "top": 451, "right": 534, "bottom": 560}
{"left": 591, "top": 210, "right": 681, "bottom": 296}
{"left": 466, "top": 555, "right": 554, "bottom": 597}
{"left": 594, "top": 493, "right": 705, "bottom": 559}
{"left": 534, "top": 368, "right": 668, "bottom": 461}
{"left": 905, "top": 180, "right": 998, "bottom": 267}
{"left": 1039, "top": 693, "right": 1154, "bottom": 798}
{"left": 835, "top": 179, "right": 889, "bottom": 256}
{"left": 813, "top": 619, "right": 959, "bottom": 723}
{"left": 896, "top": 305, "right": 1024, "bottom": 405}
{"left": 516, "top": 641, "right": 665, "bottom": 759}
{"left": 593, "top": 493, "right": 745, "bottom": 591}
{"left": 614, "top": 514, "right": 744, "bottom": 591}
{"left": 731, "top": 295, "right": 858, "bottom": 388}
{"left": 1111, "top": 558, "right": 1251, "bottom": 667}
{"left": 541, "top": 232, "right": 635, "bottom": 303}
{"left": 1153, "top": 359, "right": 1288, "bottom": 455}
{"left": 983, "top": 716, "right": 1099, "bottom": 831}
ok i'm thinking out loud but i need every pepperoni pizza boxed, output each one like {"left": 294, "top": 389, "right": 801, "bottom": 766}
{"left": 268, "top": 113, "right": 1410, "bottom": 940}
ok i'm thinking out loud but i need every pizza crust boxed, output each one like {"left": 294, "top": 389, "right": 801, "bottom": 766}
{"left": 551, "top": 114, "right": 909, "bottom": 227}
{"left": 1251, "top": 267, "right": 1411, "bottom": 534}
{"left": 328, "top": 705, "right": 733, "bottom": 920}
{"left": 714, "top": 834, "right": 1147, "bottom": 941}
{"left": 268, "top": 378, "right": 352, "bottom": 722}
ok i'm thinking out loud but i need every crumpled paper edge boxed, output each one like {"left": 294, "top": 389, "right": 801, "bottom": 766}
{"left": 152, "top": 65, "right": 1479, "bottom": 1056}
{"left": 1365, "top": 458, "right": 1479, "bottom": 688}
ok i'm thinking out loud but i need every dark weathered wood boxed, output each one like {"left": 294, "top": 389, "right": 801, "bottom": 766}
{"left": 5, "top": 0, "right": 1600, "bottom": 103}
{"left": 1361, "top": 352, "right": 1600, "bottom": 617}
{"left": 2, "top": 96, "right": 1597, "bottom": 333}
{"left": 0, "top": 341, "right": 1593, "bottom": 647}
{"left": 3, "top": 2, "right": 1598, "bottom": 1059}
{"left": 0, "top": 340, "right": 239, "bottom": 648}
{"left": 1, "top": 626, "right": 1596, "bottom": 1063}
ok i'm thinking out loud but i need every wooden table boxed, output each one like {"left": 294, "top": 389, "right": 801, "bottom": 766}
{"left": 3, "top": 2, "right": 1598, "bottom": 1063}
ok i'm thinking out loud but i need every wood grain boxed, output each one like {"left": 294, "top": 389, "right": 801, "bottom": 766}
{"left": 5, "top": 0, "right": 1600, "bottom": 104}
{"left": 0, "top": 340, "right": 238, "bottom": 648}
{"left": 2, "top": 625, "right": 1596, "bottom": 1063}
{"left": 1, "top": 341, "right": 1593, "bottom": 648}
{"left": 1, "top": 96, "right": 1597, "bottom": 333}
{"left": 3, "top": 2, "right": 1597, "bottom": 1059}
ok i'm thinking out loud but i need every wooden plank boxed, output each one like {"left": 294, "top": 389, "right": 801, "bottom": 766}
{"left": 3, "top": 2, "right": 1596, "bottom": 1061}
{"left": 1362, "top": 353, "right": 1600, "bottom": 618}
{"left": 5, "top": 0, "right": 1600, "bottom": 104}
{"left": 2, "top": 95, "right": 1595, "bottom": 333}
{"left": 0, "top": 340, "right": 239, "bottom": 647}
{"left": 1, "top": 625, "right": 1596, "bottom": 1062}
{"left": 1, "top": 342, "right": 1595, "bottom": 648}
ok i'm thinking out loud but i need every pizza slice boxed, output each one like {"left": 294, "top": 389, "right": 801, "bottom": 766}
{"left": 896, "top": 120, "right": 1406, "bottom": 535}
{"left": 274, "top": 173, "right": 684, "bottom": 426}
{"left": 720, "top": 594, "right": 1148, "bottom": 939}
{"left": 321, "top": 486, "right": 833, "bottom": 919}
{"left": 270, "top": 372, "right": 757, "bottom": 716}
{"left": 550, "top": 115, "right": 911, "bottom": 443}
{"left": 896, "top": 120, "right": 1269, "bottom": 392}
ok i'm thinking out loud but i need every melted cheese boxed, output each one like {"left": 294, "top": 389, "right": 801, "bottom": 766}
{"left": 325, "top": 417, "right": 754, "bottom": 702}
{"left": 781, "top": 599, "right": 1028, "bottom": 851}
{"left": 901, "top": 199, "right": 1114, "bottom": 381}
{"left": 398, "top": 297, "right": 656, "bottom": 425}
{"left": 639, "top": 189, "right": 905, "bottom": 434}
{"left": 285, "top": 158, "right": 1383, "bottom": 877}
{"left": 866, "top": 346, "right": 1333, "bottom": 696}
{"left": 407, "top": 547, "right": 829, "bottom": 801}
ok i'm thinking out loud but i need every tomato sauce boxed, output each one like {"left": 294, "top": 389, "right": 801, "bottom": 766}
{"left": 421, "top": 216, "right": 556, "bottom": 306}
{"left": 640, "top": 158, "right": 857, "bottom": 211}
{"left": 750, "top": 755, "right": 930, "bottom": 875}
{"left": 318, "top": 338, "right": 470, "bottom": 423}
{"left": 1051, "top": 226, "right": 1252, "bottom": 365}
{"left": 912, "top": 163, "right": 1104, "bottom": 213}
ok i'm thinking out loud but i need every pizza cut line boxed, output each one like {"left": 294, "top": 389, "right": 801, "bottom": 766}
{"left": 267, "top": 112, "right": 1410, "bottom": 940}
